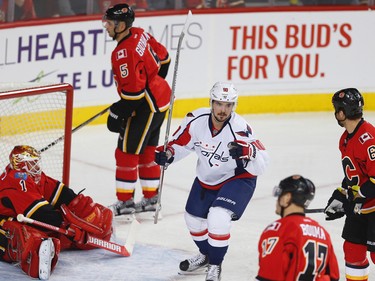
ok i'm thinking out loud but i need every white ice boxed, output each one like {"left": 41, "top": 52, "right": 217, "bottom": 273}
{"left": 2, "top": 111, "right": 375, "bottom": 280}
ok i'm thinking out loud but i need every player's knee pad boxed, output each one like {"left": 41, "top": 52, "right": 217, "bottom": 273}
{"left": 139, "top": 146, "right": 160, "bottom": 184}
{"left": 207, "top": 207, "right": 232, "bottom": 247}
{"left": 139, "top": 146, "right": 157, "bottom": 164}
{"left": 115, "top": 149, "right": 139, "bottom": 182}
{"left": 343, "top": 240, "right": 368, "bottom": 264}
{"left": 184, "top": 212, "right": 208, "bottom": 241}
{"left": 115, "top": 148, "right": 139, "bottom": 168}
{"left": 207, "top": 206, "right": 232, "bottom": 234}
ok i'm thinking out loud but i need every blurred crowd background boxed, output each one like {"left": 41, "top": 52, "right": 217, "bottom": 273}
{"left": 0, "top": 0, "right": 374, "bottom": 23}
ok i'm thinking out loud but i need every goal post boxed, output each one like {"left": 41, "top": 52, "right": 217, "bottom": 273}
{"left": 0, "top": 83, "right": 74, "bottom": 184}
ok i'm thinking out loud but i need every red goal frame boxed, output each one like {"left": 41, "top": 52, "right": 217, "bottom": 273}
{"left": 0, "top": 83, "right": 74, "bottom": 185}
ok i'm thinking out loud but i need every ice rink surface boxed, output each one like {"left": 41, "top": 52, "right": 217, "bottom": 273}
{"left": 2, "top": 111, "right": 375, "bottom": 280}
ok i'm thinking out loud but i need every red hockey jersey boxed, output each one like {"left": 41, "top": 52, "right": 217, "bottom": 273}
{"left": 339, "top": 119, "right": 375, "bottom": 213}
{"left": 111, "top": 26, "right": 171, "bottom": 113}
{"left": 0, "top": 165, "right": 64, "bottom": 218}
{"left": 256, "top": 213, "right": 340, "bottom": 281}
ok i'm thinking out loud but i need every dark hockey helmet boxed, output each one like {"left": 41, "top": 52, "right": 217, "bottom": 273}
{"left": 104, "top": 3, "right": 135, "bottom": 27}
{"left": 332, "top": 88, "right": 364, "bottom": 119}
{"left": 273, "top": 175, "right": 315, "bottom": 208}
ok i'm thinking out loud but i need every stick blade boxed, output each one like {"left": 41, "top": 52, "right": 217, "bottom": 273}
{"left": 124, "top": 219, "right": 140, "bottom": 256}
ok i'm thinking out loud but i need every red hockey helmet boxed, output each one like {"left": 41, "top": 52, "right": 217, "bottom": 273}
{"left": 9, "top": 145, "right": 42, "bottom": 183}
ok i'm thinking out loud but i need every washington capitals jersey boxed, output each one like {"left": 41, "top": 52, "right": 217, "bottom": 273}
{"left": 111, "top": 27, "right": 171, "bottom": 112}
{"left": 256, "top": 214, "right": 340, "bottom": 281}
{"left": 167, "top": 108, "right": 269, "bottom": 187}
{"left": 339, "top": 119, "right": 375, "bottom": 213}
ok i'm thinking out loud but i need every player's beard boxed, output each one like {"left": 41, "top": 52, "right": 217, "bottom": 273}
{"left": 212, "top": 111, "right": 230, "bottom": 123}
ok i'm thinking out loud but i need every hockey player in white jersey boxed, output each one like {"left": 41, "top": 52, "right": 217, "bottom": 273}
{"left": 154, "top": 82, "right": 269, "bottom": 281}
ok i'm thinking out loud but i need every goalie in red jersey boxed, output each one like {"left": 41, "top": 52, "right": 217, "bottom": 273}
{"left": 102, "top": 3, "right": 171, "bottom": 216}
{"left": 256, "top": 175, "right": 340, "bottom": 281}
{"left": 0, "top": 145, "right": 113, "bottom": 280}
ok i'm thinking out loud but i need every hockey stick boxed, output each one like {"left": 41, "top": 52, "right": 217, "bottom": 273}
{"left": 154, "top": 10, "right": 193, "bottom": 224}
{"left": 39, "top": 106, "right": 110, "bottom": 153}
{"left": 305, "top": 208, "right": 325, "bottom": 213}
{"left": 17, "top": 214, "right": 139, "bottom": 257}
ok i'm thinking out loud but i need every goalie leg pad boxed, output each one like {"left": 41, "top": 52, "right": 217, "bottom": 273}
{"left": 2, "top": 220, "right": 60, "bottom": 278}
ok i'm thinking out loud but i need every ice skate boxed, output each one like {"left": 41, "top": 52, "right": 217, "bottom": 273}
{"left": 109, "top": 199, "right": 136, "bottom": 216}
{"left": 179, "top": 253, "right": 208, "bottom": 275}
{"left": 206, "top": 264, "right": 222, "bottom": 281}
{"left": 38, "top": 238, "right": 55, "bottom": 280}
{"left": 135, "top": 195, "right": 158, "bottom": 213}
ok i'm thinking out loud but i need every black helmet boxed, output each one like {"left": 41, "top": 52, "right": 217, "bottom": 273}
{"left": 332, "top": 88, "right": 364, "bottom": 119}
{"left": 104, "top": 3, "right": 135, "bottom": 27}
{"left": 273, "top": 175, "right": 315, "bottom": 208}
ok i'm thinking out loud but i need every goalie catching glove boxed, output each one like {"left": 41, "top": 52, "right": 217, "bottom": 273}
{"left": 228, "top": 140, "right": 257, "bottom": 160}
{"left": 60, "top": 194, "right": 113, "bottom": 249}
{"left": 155, "top": 145, "right": 175, "bottom": 166}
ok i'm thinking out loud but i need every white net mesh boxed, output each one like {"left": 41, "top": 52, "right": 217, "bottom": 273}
{"left": 0, "top": 83, "right": 73, "bottom": 182}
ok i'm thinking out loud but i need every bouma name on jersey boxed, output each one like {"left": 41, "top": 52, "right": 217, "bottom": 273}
{"left": 136, "top": 32, "right": 151, "bottom": 56}
{"left": 300, "top": 224, "right": 326, "bottom": 240}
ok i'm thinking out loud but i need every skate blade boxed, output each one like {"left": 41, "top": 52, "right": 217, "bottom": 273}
{"left": 114, "top": 213, "right": 136, "bottom": 223}
{"left": 178, "top": 266, "right": 208, "bottom": 275}
{"left": 136, "top": 210, "right": 162, "bottom": 221}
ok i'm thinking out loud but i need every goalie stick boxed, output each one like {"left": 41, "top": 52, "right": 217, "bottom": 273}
{"left": 154, "top": 10, "right": 193, "bottom": 224}
{"left": 39, "top": 106, "right": 110, "bottom": 153}
{"left": 17, "top": 214, "right": 139, "bottom": 257}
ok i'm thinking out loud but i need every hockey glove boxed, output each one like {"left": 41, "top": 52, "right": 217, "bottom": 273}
{"left": 347, "top": 185, "right": 366, "bottom": 214}
{"left": 228, "top": 140, "right": 256, "bottom": 160}
{"left": 324, "top": 188, "right": 348, "bottom": 220}
{"left": 155, "top": 145, "right": 175, "bottom": 166}
{"left": 107, "top": 100, "right": 126, "bottom": 133}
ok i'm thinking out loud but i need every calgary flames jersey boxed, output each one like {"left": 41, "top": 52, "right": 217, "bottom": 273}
{"left": 339, "top": 119, "right": 375, "bottom": 213}
{"left": 111, "top": 27, "right": 171, "bottom": 112}
{"left": 0, "top": 165, "right": 65, "bottom": 219}
{"left": 256, "top": 213, "right": 340, "bottom": 281}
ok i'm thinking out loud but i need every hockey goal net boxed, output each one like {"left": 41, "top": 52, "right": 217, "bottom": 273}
{"left": 0, "top": 83, "right": 74, "bottom": 184}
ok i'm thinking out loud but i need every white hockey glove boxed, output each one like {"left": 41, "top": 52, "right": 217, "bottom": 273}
{"left": 228, "top": 140, "right": 256, "bottom": 160}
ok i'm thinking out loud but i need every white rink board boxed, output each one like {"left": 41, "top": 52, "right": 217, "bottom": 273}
{"left": 0, "top": 10, "right": 374, "bottom": 107}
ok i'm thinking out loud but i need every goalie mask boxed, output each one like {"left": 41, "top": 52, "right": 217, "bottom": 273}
{"left": 9, "top": 145, "right": 42, "bottom": 183}
{"left": 332, "top": 88, "right": 364, "bottom": 120}
{"left": 209, "top": 82, "right": 238, "bottom": 111}
{"left": 273, "top": 175, "right": 315, "bottom": 208}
